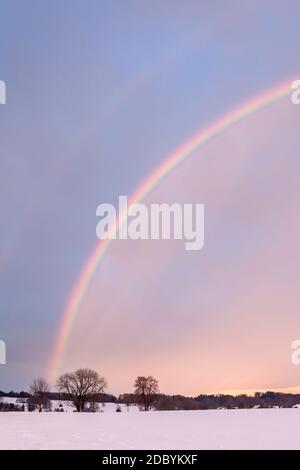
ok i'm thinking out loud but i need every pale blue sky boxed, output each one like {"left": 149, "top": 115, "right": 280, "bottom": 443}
{"left": 0, "top": 0, "right": 299, "bottom": 391}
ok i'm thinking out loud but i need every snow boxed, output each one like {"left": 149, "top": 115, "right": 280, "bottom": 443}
{"left": 1, "top": 408, "right": 300, "bottom": 449}
{"left": 1, "top": 397, "right": 138, "bottom": 413}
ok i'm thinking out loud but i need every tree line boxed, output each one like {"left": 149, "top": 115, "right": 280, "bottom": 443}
{"left": 26, "top": 369, "right": 159, "bottom": 412}
{"left": 2, "top": 368, "right": 300, "bottom": 412}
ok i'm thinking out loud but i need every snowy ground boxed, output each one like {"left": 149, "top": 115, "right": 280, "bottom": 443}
{"left": 1, "top": 408, "right": 300, "bottom": 450}
{"left": 2, "top": 397, "right": 136, "bottom": 413}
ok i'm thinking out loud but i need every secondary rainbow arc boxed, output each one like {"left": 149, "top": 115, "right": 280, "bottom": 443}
{"left": 48, "top": 79, "right": 292, "bottom": 383}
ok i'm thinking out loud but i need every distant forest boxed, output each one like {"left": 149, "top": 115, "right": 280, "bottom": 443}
{"left": 119, "top": 392, "right": 300, "bottom": 410}
{"left": 2, "top": 389, "right": 300, "bottom": 410}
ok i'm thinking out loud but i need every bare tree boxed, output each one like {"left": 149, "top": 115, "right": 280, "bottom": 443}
{"left": 30, "top": 377, "right": 50, "bottom": 412}
{"left": 134, "top": 376, "right": 159, "bottom": 411}
{"left": 56, "top": 368, "right": 107, "bottom": 412}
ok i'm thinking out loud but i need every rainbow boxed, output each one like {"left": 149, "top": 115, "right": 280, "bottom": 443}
{"left": 48, "top": 79, "right": 292, "bottom": 383}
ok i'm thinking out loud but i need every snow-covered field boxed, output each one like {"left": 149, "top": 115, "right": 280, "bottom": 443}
{"left": 2, "top": 397, "right": 136, "bottom": 413}
{"left": 1, "top": 408, "right": 300, "bottom": 450}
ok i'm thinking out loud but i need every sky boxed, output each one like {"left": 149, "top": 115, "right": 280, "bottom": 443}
{"left": 0, "top": 0, "right": 300, "bottom": 395}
